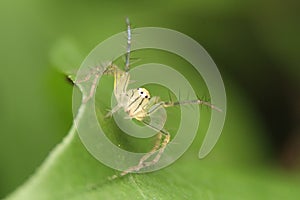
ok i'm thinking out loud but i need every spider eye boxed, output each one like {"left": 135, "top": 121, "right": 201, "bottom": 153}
{"left": 140, "top": 91, "right": 143, "bottom": 94}
{"left": 145, "top": 95, "right": 148, "bottom": 98}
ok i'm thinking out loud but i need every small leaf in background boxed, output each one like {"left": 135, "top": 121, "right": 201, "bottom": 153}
{"left": 49, "top": 37, "right": 85, "bottom": 82}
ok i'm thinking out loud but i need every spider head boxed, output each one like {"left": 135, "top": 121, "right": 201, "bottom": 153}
{"left": 125, "top": 87, "right": 151, "bottom": 119}
{"left": 137, "top": 88, "right": 150, "bottom": 99}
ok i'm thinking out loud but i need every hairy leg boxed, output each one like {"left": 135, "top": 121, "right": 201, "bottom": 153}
{"left": 147, "top": 99, "right": 222, "bottom": 115}
{"left": 110, "top": 126, "right": 170, "bottom": 180}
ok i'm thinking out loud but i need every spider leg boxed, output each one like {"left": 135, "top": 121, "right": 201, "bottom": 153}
{"left": 110, "top": 121, "right": 170, "bottom": 179}
{"left": 125, "top": 17, "right": 131, "bottom": 72}
{"left": 141, "top": 131, "right": 170, "bottom": 168}
{"left": 79, "top": 64, "right": 129, "bottom": 104}
{"left": 147, "top": 98, "right": 222, "bottom": 115}
{"left": 137, "top": 133, "right": 162, "bottom": 164}
{"left": 117, "top": 132, "right": 164, "bottom": 178}
{"left": 74, "top": 65, "right": 107, "bottom": 103}
{"left": 164, "top": 99, "right": 222, "bottom": 112}
{"left": 82, "top": 73, "right": 100, "bottom": 103}
{"left": 105, "top": 104, "right": 122, "bottom": 118}
{"left": 75, "top": 72, "right": 93, "bottom": 84}
{"left": 135, "top": 121, "right": 170, "bottom": 170}
{"left": 75, "top": 65, "right": 103, "bottom": 84}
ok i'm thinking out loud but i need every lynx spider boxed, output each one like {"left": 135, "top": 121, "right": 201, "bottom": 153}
{"left": 77, "top": 18, "right": 221, "bottom": 179}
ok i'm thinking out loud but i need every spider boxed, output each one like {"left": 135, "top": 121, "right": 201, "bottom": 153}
{"left": 77, "top": 18, "right": 221, "bottom": 179}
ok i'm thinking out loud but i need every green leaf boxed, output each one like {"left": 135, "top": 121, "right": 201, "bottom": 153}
{"left": 49, "top": 37, "right": 85, "bottom": 82}
{"left": 6, "top": 126, "right": 300, "bottom": 200}
{"left": 6, "top": 39, "right": 300, "bottom": 200}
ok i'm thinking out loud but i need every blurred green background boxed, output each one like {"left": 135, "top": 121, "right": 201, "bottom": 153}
{"left": 0, "top": 0, "right": 299, "bottom": 198}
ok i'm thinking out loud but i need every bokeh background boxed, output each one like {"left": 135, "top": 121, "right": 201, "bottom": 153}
{"left": 0, "top": 0, "right": 299, "bottom": 198}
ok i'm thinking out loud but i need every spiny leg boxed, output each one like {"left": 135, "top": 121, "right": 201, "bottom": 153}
{"left": 137, "top": 133, "right": 162, "bottom": 166}
{"left": 117, "top": 132, "right": 164, "bottom": 178}
{"left": 166, "top": 99, "right": 222, "bottom": 112}
{"left": 142, "top": 132, "right": 170, "bottom": 168}
{"left": 82, "top": 73, "right": 100, "bottom": 103}
{"left": 75, "top": 65, "right": 104, "bottom": 84}
{"left": 78, "top": 63, "right": 118, "bottom": 103}
{"left": 110, "top": 124, "right": 170, "bottom": 179}
{"left": 75, "top": 65, "right": 105, "bottom": 103}
{"left": 118, "top": 131, "right": 170, "bottom": 178}
{"left": 135, "top": 119, "right": 168, "bottom": 165}
{"left": 148, "top": 99, "right": 222, "bottom": 116}
{"left": 109, "top": 133, "right": 162, "bottom": 179}
{"left": 115, "top": 109, "right": 170, "bottom": 177}
{"left": 75, "top": 72, "right": 93, "bottom": 84}
{"left": 105, "top": 104, "right": 122, "bottom": 118}
{"left": 125, "top": 17, "right": 131, "bottom": 72}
